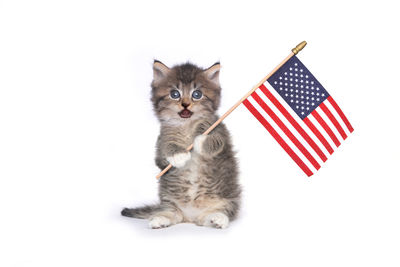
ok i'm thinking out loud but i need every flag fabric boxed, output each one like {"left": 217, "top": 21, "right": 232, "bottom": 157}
{"left": 243, "top": 55, "right": 354, "bottom": 177}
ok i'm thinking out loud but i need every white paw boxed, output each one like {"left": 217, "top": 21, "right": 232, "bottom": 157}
{"left": 193, "top": 135, "right": 207, "bottom": 154}
{"left": 204, "top": 212, "right": 229, "bottom": 229}
{"left": 167, "top": 152, "right": 191, "bottom": 168}
{"left": 149, "top": 216, "right": 171, "bottom": 229}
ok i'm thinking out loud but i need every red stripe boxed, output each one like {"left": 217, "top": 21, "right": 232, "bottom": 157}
{"left": 303, "top": 117, "right": 334, "bottom": 154}
{"left": 243, "top": 99, "right": 313, "bottom": 177}
{"left": 320, "top": 102, "right": 347, "bottom": 140}
{"left": 251, "top": 92, "right": 320, "bottom": 170}
{"left": 312, "top": 110, "right": 341, "bottom": 147}
{"left": 328, "top": 96, "right": 354, "bottom": 133}
{"left": 259, "top": 84, "right": 327, "bottom": 162}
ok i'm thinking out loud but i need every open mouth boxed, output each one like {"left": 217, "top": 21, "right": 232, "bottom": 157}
{"left": 178, "top": 109, "right": 193, "bottom": 118}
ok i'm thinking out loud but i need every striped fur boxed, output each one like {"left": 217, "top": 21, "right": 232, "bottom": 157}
{"left": 122, "top": 61, "right": 241, "bottom": 229}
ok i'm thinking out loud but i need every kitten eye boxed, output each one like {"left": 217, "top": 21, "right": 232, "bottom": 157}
{"left": 192, "top": 90, "right": 203, "bottom": 100}
{"left": 170, "top": 89, "right": 181, "bottom": 99}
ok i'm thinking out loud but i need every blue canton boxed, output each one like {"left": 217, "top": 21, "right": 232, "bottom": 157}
{"left": 267, "top": 56, "right": 329, "bottom": 120}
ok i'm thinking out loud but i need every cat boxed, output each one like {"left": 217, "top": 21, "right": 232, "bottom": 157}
{"left": 121, "top": 60, "right": 241, "bottom": 229}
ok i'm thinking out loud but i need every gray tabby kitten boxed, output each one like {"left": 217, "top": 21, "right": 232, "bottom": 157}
{"left": 121, "top": 60, "right": 241, "bottom": 229}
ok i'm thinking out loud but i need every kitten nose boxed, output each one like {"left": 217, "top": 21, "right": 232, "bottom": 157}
{"left": 181, "top": 102, "right": 190, "bottom": 109}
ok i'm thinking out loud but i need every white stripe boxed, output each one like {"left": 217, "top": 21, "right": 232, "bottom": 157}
{"left": 324, "top": 100, "right": 351, "bottom": 136}
{"left": 255, "top": 88, "right": 324, "bottom": 166}
{"left": 307, "top": 112, "right": 337, "bottom": 151}
{"left": 316, "top": 105, "right": 344, "bottom": 143}
{"left": 247, "top": 94, "right": 317, "bottom": 173}
{"left": 263, "top": 82, "right": 331, "bottom": 157}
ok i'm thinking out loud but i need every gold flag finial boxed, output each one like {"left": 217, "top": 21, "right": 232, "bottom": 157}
{"left": 292, "top": 41, "right": 307, "bottom": 55}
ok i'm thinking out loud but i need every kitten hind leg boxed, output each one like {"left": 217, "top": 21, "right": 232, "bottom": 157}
{"left": 148, "top": 208, "right": 183, "bottom": 229}
{"left": 197, "top": 211, "right": 229, "bottom": 229}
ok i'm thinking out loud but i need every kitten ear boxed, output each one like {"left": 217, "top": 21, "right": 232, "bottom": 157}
{"left": 203, "top": 62, "right": 220, "bottom": 84}
{"left": 153, "top": 60, "right": 170, "bottom": 82}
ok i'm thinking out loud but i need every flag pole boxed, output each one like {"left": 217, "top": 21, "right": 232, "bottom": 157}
{"left": 156, "top": 41, "right": 307, "bottom": 179}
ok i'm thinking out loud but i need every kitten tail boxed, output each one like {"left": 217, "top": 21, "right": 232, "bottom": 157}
{"left": 121, "top": 205, "right": 160, "bottom": 219}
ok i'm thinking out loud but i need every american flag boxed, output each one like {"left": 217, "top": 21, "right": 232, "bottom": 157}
{"left": 243, "top": 56, "right": 354, "bottom": 176}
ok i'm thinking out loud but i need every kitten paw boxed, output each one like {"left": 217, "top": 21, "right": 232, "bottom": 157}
{"left": 193, "top": 135, "right": 207, "bottom": 154}
{"left": 204, "top": 212, "right": 229, "bottom": 229}
{"left": 167, "top": 152, "right": 191, "bottom": 168}
{"left": 149, "top": 216, "right": 171, "bottom": 229}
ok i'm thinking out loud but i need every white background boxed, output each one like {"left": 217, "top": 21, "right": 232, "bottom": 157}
{"left": 1, "top": 0, "right": 399, "bottom": 266}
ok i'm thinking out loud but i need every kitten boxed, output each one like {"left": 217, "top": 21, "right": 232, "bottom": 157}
{"left": 121, "top": 60, "right": 241, "bottom": 229}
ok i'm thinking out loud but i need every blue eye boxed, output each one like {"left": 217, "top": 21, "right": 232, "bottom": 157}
{"left": 170, "top": 89, "right": 180, "bottom": 99}
{"left": 192, "top": 90, "right": 202, "bottom": 100}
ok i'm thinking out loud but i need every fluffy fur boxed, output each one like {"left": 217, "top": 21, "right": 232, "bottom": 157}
{"left": 121, "top": 61, "right": 241, "bottom": 229}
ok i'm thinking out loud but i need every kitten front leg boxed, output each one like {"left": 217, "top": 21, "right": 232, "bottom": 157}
{"left": 156, "top": 142, "right": 191, "bottom": 169}
{"left": 193, "top": 134, "right": 224, "bottom": 157}
{"left": 166, "top": 152, "right": 191, "bottom": 168}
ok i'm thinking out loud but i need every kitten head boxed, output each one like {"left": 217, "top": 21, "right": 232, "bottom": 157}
{"left": 151, "top": 60, "right": 221, "bottom": 124}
